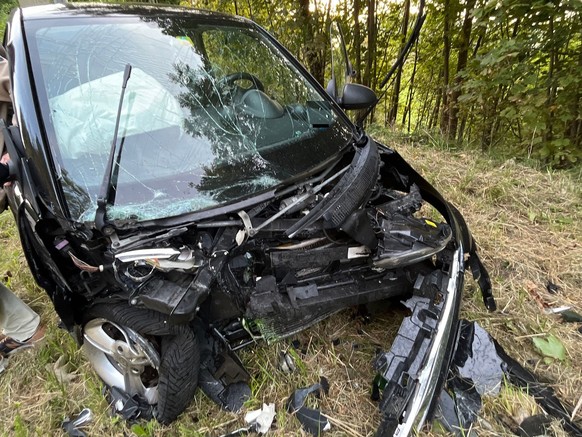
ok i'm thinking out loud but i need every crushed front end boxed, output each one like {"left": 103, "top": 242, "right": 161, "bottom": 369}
{"left": 3, "top": 4, "right": 494, "bottom": 434}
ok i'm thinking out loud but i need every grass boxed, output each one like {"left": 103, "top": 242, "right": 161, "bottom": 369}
{"left": 1, "top": 128, "right": 581, "bottom": 436}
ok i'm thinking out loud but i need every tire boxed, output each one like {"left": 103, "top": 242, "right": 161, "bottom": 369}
{"left": 82, "top": 303, "right": 199, "bottom": 424}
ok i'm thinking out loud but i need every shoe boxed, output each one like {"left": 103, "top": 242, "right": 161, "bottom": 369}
{"left": 0, "top": 324, "right": 45, "bottom": 357}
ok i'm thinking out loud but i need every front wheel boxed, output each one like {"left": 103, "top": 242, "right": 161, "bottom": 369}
{"left": 82, "top": 303, "right": 199, "bottom": 424}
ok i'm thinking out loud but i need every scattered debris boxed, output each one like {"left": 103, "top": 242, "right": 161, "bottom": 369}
{"left": 532, "top": 335, "right": 566, "bottom": 363}
{"left": 107, "top": 386, "right": 153, "bottom": 421}
{"left": 518, "top": 414, "right": 553, "bottom": 437}
{"left": 560, "top": 310, "right": 582, "bottom": 323}
{"left": 545, "top": 306, "right": 572, "bottom": 314}
{"left": 287, "top": 377, "right": 331, "bottom": 436}
{"left": 453, "top": 322, "right": 504, "bottom": 396}
{"left": 218, "top": 403, "right": 276, "bottom": 437}
{"left": 278, "top": 351, "right": 296, "bottom": 374}
{"left": 244, "top": 403, "right": 276, "bottom": 434}
{"left": 546, "top": 281, "right": 560, "bottom": 295}
{"left": 197, "top": 324, "right": 251, "bottom": 413}
{"left": 291, "top": 340, "right": 300, "bottom": 349}
{"left": 219, "top": 426, "right": 253, "bottom": 437}
{"left": 61, "top": 408, "right": 92, "bottom": 437}
{"left": 433, "top": 390, "right": 477, "bottom": 437}
{"left": 436, "top": 321, "right": 582, "bottom": 436}
{"left": 525, "top": 280, "right": 550, "bottom": 311}
{"left": 495, "top": 335, "right": 582, "bottom": 436}
{"left": 436, "top": 321, "right": 501, "bottom": 435}
{"left": 524, "top": 280, "right": 570, "bottom": 315}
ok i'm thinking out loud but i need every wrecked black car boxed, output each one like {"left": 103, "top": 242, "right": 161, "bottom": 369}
{"left": 2, "top": 3, "right": 494, "bottom": 435}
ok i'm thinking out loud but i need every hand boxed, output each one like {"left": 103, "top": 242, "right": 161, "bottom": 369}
{"left": 0, "top": 153, "right": 12, "bottom": 186}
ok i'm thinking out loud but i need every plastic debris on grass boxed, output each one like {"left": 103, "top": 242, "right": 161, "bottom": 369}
{"left": 218, "top": 403, "right": 276, "bottom": 437}
{"left": 287, "top": 377, "right": 331, "bottom": 436}
{"left": 245, "top": 403, "right": 276, "bottom": 434}
{"left": 61, "top": 408, "right": 92, "bottom": 437}
{"left": 434, "top": 320, "right": 582, "bottom": 436}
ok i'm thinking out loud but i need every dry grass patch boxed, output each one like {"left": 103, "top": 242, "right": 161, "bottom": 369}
{"left": 373, "top": 129, "right": 582, "bottom": 433}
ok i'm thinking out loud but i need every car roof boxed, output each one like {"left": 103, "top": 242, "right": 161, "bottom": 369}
{"left": 20, "top": 2, "right": 250, "bottom": 24}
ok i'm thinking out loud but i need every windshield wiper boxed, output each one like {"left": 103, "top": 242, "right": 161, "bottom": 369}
{"left": 95, "top": 63, "right": 132, "bottom": 233}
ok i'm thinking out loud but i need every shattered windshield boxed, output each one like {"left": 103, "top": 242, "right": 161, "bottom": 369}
{"left": 27, "top": 13, "right": 352, "bottom": 222}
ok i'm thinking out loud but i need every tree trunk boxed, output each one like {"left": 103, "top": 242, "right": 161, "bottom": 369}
{"left": 440, "top": 0, "right": 452, "bottom": 136}
{"left": 430, "top": 84, "right": 442, "bottom": 130}
{"left": 353, "top": 0, "right": 362, "bottom": 83}
{"left": 403, "top": 40, "right": 418, "bottom": 132}
{"left": 450, "top": 0, "right": 476, "bottom": 142}
{"left": 363, "top": 0, "right": 376, "bottom": 89}
{"left": 388, "top": 0, "right": 410, "bottom": 125}
{"left": 481, "top": 90, "right": 501, "bottom": 151}
{"left": 544, "top": 15, "right": 556, "bottom": 147}
{"left": 415, "top": 67, "right": 435, "bottom": 130}
{"left": 567, "top": 29, "right": 582, "bottom": 150}
{"left": 298, "top": 0, "right": 324, "bottom": 84}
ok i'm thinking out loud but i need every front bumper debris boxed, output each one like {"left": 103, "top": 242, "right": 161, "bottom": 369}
{"left": 374, "top": 246, "right": 464, "bottom": 436}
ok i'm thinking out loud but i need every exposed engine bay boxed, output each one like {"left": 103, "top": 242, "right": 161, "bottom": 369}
{"left": 49, "top": 140, "right": 452, "bottom": 333}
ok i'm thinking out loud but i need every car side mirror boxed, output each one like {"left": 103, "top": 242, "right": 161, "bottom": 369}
{"left": 338, "top": 83, "right": 377, "bottom": 110}
{"left": 326, "top": 77, "right": 336, "bottom": 99}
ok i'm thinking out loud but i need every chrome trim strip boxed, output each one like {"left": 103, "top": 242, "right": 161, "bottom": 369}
{"left": 394, "top": 245, "right": 463, "bottom": 436}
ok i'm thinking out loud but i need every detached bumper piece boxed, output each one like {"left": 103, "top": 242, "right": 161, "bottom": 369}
{"left": 196, "top": 322, "right": 252, "bottom": 412}
{"left": 374, "top": 246, "right": 464, "bottom": 436}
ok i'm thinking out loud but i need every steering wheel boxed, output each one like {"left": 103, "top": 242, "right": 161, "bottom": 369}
{"left": 217, "top": 72, "right": 265, "bottom": 93}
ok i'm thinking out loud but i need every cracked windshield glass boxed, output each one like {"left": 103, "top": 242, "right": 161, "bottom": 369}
{"left": 29, "top": 15, "right": 352, "bottom": 222}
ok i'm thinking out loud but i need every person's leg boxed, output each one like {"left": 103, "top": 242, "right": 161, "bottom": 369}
{"left": 0, "top": 282, "right": 40, "bottom": 342}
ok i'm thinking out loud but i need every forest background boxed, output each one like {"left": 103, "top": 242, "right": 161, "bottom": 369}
{"left": 2, "top": 0, "right": 582, "bottom": 168}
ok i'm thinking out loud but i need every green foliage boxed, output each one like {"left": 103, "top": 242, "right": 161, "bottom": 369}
{"left": 130, "top": 420, "right": 160, "bottom": 437}
{"left": 2, "top": 0, "right": 581, "bottom": 167}
{"left": 452, "top": 0, "right": 582, "bottom": 167}
{"left": 532, "top": 334, "right": 567, "bottom": 364}
{"left": 1, "top": 0, "right": 18, "bottom": 41}
{"left": 12, "top": 413, "right": 28, "bottom": 437}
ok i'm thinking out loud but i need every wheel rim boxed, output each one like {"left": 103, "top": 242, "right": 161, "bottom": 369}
{"left": 83, "top": 318, "right": 160, "bottom": 405}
